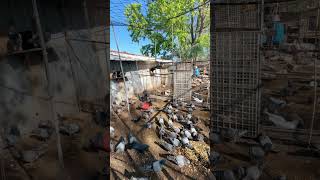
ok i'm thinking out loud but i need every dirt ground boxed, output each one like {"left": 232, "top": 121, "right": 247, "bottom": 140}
{"left": 110, "top": 89, "right": 320, "bottom": 180}
{"left": 110, "top": 95, "right": 211, "bottom": 180}
{"left": 1, "top": 113, "right": 108, "bottom": 180}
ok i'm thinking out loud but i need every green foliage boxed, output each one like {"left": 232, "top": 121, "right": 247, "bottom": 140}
{"left": 124, "top": 0, "right": 209, "bottom": 60}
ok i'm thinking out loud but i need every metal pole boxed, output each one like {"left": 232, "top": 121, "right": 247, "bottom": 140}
{"left": 308, "top": 4, "right": 320, "bottom": 146}
{"left": 31, "top": 0, "right": 65, "bottom": 171}
{"left": 111, "top": 24, "right": 131, "bottom": 116}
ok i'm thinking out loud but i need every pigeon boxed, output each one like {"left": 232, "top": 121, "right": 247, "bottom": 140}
{"left": 242, "top": 165, "right": 262, "bottom": 180}
{"left": 221, "top": 128, "right": 247, "bottom": 142}
{"left": 159, "top": 127, "right": 165, "bottom": 139}
{"left": 194, "top": 133, "right": 204, "bottom": 142}
{"left": 233, "top": 166, "right": 246, "bottom": 179}
{"left": 128, "top": 142, "right": 149, "bottom": 153}
{"left": 128, "top": 133, "right": 139, "bottom": 144}
{"left": 158, "top": 116, "right": 164, "bottom": 126}
{"left": 143, "top": 113, "right": 150, "bottom": 120}
{"left": 115, "top": 136, "right": 126, "bottom": 153}
{"left": 181, "top": 136, "right": 191, "bottom": 148}
{"left": 167, "top": 155, "right": 190, "bottom": 167}
{"left": 110, "top": 127, "right": 115, "bottom": 138}
{"left": 258, "top": 134, "right": 272, "bottom": 152}
{"left": 214, "top": 170, "right": 236, "bottom": 180}
{"left": 264, "top": 109, "right": 299, "bottom": 130}
{"left": 184, "top": 130, "right": 192, "bottom": 139}
{"left": 20, "top": 144, "right": 48, "bottom": 163}
{"left": 169, "top": 137, "right": 180, "bottom": 147}
{"left": 193, "top": 96, "right": 203, "bottom": 103}
{"left": 210, "top": 133, "right": 222, "bottom": 144}
{"left": 186, "top": 114, "right": 192, "bottom": 120}
{"left": 190, "top": 127, "right": 198, "bottom": 137}
{"left": 145, "top": 122, "right": 152, "bottom": 129}
{"left": 30, "top": 128, "right": 51, "bottom": 141}
{"left": 168, "top": 131, "right": 177, "bottom": 139}
{"left": 269, "top": 97, "right": 286, "bottom": 108}
{"left": 59, "top": 123, "right": 80, "bottom": 135}
{"left": 141, "top": 159, "right": 166, "bottom": 173}
{"left": 156, "top": 140, "right": 174, "bottom": 151}
{"left": 132, "top": 116, "right": 142, "bottom": 123}
{"left": 210, "top": 151, "right": 221, "bottom": 166}
{"left": 249, "top": 146, "right": 265, "bottom": 162}
{"left": 177, "top": 114, "right": 184, "bottom": 121}
{"left": 174, "top": 127, "right": 180, "bottom": 134}
{"left": 172, "top": 114, "right": 178, "bottom": 121}
{"left": 167, "top": 119, "right": 173, "bottom": 127}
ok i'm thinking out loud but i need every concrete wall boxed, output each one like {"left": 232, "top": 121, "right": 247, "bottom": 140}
{"left": 111, "top": 68, "right": 171, "bottom": 105}
{"left": 0, "top": 28, "right": 108, "bottom": 134}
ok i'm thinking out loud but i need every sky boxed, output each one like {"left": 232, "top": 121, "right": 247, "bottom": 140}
{"left": 110, "top": 0, "right": 150, "bottom": 55}
{"left": 110, "top": 26, "right": 150, "bottom": 55}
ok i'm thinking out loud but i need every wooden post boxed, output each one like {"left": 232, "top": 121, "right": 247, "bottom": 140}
{"left": 31, "top": 0, "right": 65, "bottom": 171}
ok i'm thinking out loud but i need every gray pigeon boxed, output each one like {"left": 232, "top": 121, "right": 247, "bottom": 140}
{"left": 21, "top": 144, "right": 48, "bottom": 163}
{"left": 210, "top": 133, "right": 222, "bottom": 144}
{"left": 156, "top": 140, "right": 174, "bottom": 151}
{"left": 141, "top": 159, "right": 166, "bottom": 173}
{"left": 210, "top": 151, "right": 221, "bottom": 166}
{"left": 258, "top": 135, "right": 272, "bottom": 152}
{"left": 128, "top": 133, "right": 139, "bottom": 144}
{"left": 243, "top": 165, "right": 262, "bottom": 180}
{"left": 249, "top": 146, "right": 265, "bottom": 162}
{"left": 30, "top": 128, "right": 51, "bottom": 141}
{"left": 214, "top": 170, "right": 236, "bottom": 180}
{"left": 59, "top": 123, "right": 80, "bottom": 135}
{"left": 167, "top": 155, "right": 190, "bottom": 167}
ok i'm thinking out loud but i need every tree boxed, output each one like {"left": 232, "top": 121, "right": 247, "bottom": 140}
{"left": 124, "top": 0, "right": 209, "bottom": 61}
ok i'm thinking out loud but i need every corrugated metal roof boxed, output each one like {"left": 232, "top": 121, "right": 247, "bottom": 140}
{"left": 110, "top": 50, "right": 172, "bottom": 63}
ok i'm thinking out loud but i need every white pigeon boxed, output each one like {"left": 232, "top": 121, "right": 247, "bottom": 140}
{"left": 115, "top": 137, "right": 126, "bottom": 153}
{"left": 167, "top": 105, "right": 173, "bottom": 110}
{"left": 158, "top": 116, "right": 164, "bottom": 126}
{"left": 193, "top": 96, "right": 203, "bottom": 103}
{"left": 174, "top": 127, "right": 180, "bottom": 134}
{"left": 191, "top": 127, "right": 197, "bottom": 136}
{"left": 172, "top": 114, "right": 178, "bottom": 121}
{"left": 168, "top": 119, "right": 173, "bottom": 127}
{"left": 264, "top": 109, "right": 299, "bottom": 129}
{"left": 110, "top": 126, "right": 115, "bottom": 138}
{"left": 186, "top": 114, "right": 192, "bottom": 120}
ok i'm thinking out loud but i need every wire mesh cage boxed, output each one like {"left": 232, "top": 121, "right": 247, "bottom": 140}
{"left": 173, "top": 62, "right": 193, "bottom": 102}
{"left": 211, "top": 0, "right": 262, "bottom": 137}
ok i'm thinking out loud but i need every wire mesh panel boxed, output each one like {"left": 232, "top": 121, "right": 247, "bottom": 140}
{"left": 211, "top": 1, "right": 262, "bottom": 137}
{"left": 173, "top": 62, "right": 192, "bottom": 101}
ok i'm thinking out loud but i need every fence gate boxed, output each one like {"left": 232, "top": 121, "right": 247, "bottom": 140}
{"left": 173, "top": 62, "right": 193, "bottom": 102}
{"left": 211, "top": 0, "right": 262, "bottom": 137}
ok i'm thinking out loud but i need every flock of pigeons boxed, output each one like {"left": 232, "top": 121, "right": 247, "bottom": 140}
{"left": 110, "top": 99, "right": 208, "bottom": 178}
{"left": 111, "top": 95, "right": 291, "bottom": 179}
{"left": 209, "top": 128, "right": 281, "bottom": 180}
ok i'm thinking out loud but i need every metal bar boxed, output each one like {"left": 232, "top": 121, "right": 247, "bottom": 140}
{"left": 32, "top": 0, "right": 65, "bottom": 172}
{"left": 111, "top": 25, "right": 131, "bottom": 117}
{"left": 308, "top": 3, "right": 320, "bottom": 146}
